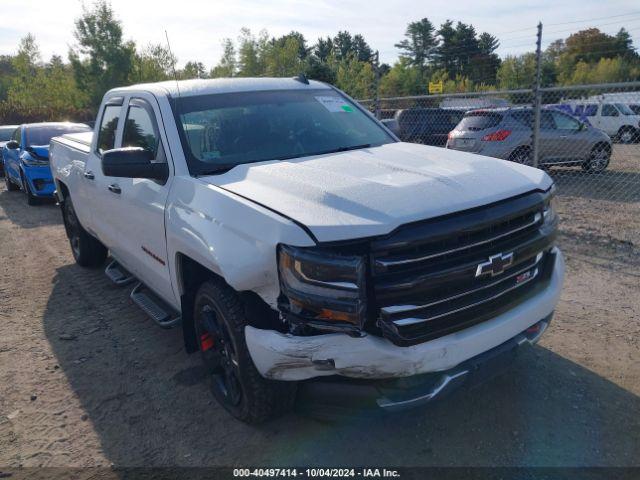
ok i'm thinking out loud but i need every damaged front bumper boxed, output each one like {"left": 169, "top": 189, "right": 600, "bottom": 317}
{"left": 245, "top": 248, "right": 564, "bottom": 382}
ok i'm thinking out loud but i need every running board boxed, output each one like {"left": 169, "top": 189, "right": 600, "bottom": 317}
{"left": 105, "top": 260, "right": 136, "bottom": 286}
{"left": 130, "top": 282, "right": 181, "bottom": 329}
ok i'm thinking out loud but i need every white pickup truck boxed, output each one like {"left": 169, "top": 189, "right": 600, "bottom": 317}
{"left": 50, "top": 77, "right": 564, "bottom": 423}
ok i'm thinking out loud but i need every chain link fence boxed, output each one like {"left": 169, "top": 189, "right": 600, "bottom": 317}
{"left": 359, "top": 82, "right": 640, "bottom": 250}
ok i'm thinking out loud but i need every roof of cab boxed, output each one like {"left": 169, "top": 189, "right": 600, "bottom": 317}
{"left": 107, "top": 77, "right": 331, "bottom": 98}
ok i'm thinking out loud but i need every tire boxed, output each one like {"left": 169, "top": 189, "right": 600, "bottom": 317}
{"left": 193, "top": 279, "right": 296, "bottom": 424}
{"left": 582, "top": 144, "right": 611, "bottom": 173}
{"left": 20, "top": 172, "right": 39, "bottom": 205}
{"left": 62, "top": 196, "right": 108, "bottom": 267}
{"left": 4, "top": 170, "right": 19, "bottom": 191}
{"left": 617, "top": 127, "right": 635, "bottom": 144}
{"left": 509, "top": 147, "right": 532, "bottom": 166}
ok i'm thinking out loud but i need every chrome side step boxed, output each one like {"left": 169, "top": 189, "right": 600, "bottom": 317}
{"left": 105, "top": 260, "right": 136, "bottom": 286}
{"left": 130, "top": 282, "right": 181, "bottom": 329}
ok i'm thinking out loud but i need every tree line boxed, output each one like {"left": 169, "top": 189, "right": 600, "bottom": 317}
{"left": 1, "top": 0, "right": 639, "bottom": 123}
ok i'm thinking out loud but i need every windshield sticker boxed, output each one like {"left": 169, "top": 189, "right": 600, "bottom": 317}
{"left": 315, "top": 96, "right": 353, "bottom": 113}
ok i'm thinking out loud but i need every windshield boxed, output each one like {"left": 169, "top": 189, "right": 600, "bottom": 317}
{"left": 172, "top": 89, "right": 394, "bottom": 175}
{"left": 24, "top": 124, "right": 91, "bottom": 147}
{"left": 0, "top": 127, "right": 16, "bottom": 142}
{"left": 615, "top": 103, "right": 635, "bottom": 115}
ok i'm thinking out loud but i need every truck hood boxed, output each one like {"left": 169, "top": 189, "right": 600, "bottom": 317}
{"left": 203, "top": 142, "right": 552, "bottom": 243}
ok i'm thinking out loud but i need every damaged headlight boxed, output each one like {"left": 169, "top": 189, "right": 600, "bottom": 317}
{"left": 541, "top": 184, "right": 559, "bottom": 235}
{"left": 278, "top": 244, "right": 366, "bottom": 332}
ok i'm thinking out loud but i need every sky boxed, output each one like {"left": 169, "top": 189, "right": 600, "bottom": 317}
{"left": 0, "top": 0, "right": 639, "bottom": 68}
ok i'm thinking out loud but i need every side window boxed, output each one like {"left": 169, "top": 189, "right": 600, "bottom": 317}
{"left": 97, "top": 105, "right": 121, "bottom": 154}
{"left": 552, "top": 111, "right": 581, "bottom": 131}
{"left": 122, "top": 99, "right": 163, "bottom": 161}
{"left": 511, "top": 111, "right": 532, "bottom": 127}
{"left": 574, "top": 105, "right": 585, "bottom": 116}
{"left": 12, "top": 128, "right": 20, "bottom": 143}
{"left": 540, "top": 111, "right": 556, "bottom": 129}
{"left": 584, "top": 105, "right": 597, "bottom": 116}
{"left": 602, "top": 104, "right": 619, "bottom": 117}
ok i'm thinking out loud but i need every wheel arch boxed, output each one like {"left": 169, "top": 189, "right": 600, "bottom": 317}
{"left": 176, "top": 253, "right": 282, "bottom": 354}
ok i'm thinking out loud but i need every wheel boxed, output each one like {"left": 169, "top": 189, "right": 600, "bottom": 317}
{"left": 509, "top": 147, "right": 532, "bottom": 166}
{"left": 582, "top": 144, "right": 611, "bottom": 173}
{"left": 617, "top": 127, "right": 635, "bottom": 144}
{"left": 20, "top": 172, "right": 39, "bottom": 205}
{"left": 4, "top": 170, "right": 19, "bottom": 191}
{"left": 62, "top": 196, "right": 108, "bottom": 267}
{"left": 193, "top": 280, "right": 296, "bottom": 424}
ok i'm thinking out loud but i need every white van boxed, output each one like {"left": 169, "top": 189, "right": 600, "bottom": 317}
{"left": 556, "top": 100, "right": 640, "bottom": 143}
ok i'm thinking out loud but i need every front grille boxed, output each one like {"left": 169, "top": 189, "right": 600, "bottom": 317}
{"left": 369, "top": 190, "right": 556, "bottom": 346}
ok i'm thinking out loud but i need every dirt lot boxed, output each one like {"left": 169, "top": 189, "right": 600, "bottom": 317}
{"left": 0, "top": 147, "right": 639, "bottom": 468}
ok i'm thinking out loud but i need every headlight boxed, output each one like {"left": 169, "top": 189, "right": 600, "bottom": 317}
{"left": 541, "top": 185, "right": 558, "bottom": 234}
{"left": 278, "top": 244, "right": 366, "bottom": 332}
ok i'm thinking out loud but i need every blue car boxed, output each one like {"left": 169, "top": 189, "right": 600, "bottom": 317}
{"left": 3, "top": 122, "right": 91, "bottom": 204}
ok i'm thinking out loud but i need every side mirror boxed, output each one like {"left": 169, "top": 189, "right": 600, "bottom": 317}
{"left": 102, "top": 147, "right": 168, "bottom": 182}
{"left": 6, "top": 140, "right": 19, "bottom": 150}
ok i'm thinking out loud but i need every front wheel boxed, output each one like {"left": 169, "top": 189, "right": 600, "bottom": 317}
{"left": 20, "top": 173, "right": 39, "bottom": 205}
{"left": 193, "top": 280, "right": 296, "bottom": 424}
{"left": 582, "top": 145, "right": 611, "bottom": 173}
{"left": 62, "top": 196, "right": 108, "bottom": 267}
{"left": 4, "top": 170, "right": 19, "bottom": 191}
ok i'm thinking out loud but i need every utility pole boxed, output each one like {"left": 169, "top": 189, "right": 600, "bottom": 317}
{"left": 532, "top": 22, "right": 543, "bottom": 168}
{"left": 373, "top": 50, "right": 381, "bottom": 120}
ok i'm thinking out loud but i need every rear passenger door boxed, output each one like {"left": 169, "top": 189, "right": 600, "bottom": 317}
{"left": 81, "top": 97, "right": 124, "bottom": 241}
{"left": 105, "top": 95, "right": 176, "bottom": 305}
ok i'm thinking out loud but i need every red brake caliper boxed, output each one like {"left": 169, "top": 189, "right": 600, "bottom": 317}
{"left": 200, "top": 333, "right": 214, "bottom": 352}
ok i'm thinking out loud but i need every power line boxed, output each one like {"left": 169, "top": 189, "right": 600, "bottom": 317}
{"left": 545, "top": 11, "right": 640, "bottom": 27}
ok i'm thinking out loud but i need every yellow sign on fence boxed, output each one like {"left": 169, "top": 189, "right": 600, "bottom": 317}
{"left": 428, "top": 81, "right": 443, "bottom": 94}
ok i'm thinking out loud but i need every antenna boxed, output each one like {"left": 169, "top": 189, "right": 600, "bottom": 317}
{"left": 165, "top": 30, "right": 182, "bottom": 99}
{"left": 165, "top": 30, "right": 193, "bottom": 158}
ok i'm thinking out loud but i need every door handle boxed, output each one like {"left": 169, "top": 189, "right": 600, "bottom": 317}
{"left": 108, "top": 184, "right": 121, "bottom": 194}
{"left": 84, "top": 171, "right": 95, "bottom": 180}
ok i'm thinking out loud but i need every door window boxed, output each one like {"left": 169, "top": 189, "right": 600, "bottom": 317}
{"left": 122, "top": 99, "right": 163, "bottom": 161}
{"left": 551, "top": 111, "right": 581, "bottom": 131}
{"left": 97, "top": 105, "right": 121, "bottom": 154}
{"left": 12, "top": 127, "right": 20, "bottom": 143}
{"left": 511, "top": 110, "right": 533, "bottom": 127}
{"left": 601, "top": 104, "right": 619, "bottom": 117}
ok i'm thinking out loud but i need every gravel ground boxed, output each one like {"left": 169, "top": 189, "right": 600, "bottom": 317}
{"left": 0, "top": 150, "right": 639, "bottom": 468}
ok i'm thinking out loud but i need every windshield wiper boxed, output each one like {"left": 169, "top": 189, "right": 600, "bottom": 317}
{"left": 271, "top": 143, "right": 374, "bottom": 162}
{"left": 318, "top": 143, "right": 372, "bottom": 155}
{"left": 197, "top": 144, "right": 375, "bottom": 175}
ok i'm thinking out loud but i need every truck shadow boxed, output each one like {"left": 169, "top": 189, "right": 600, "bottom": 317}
{"left": 43, "top": 263, "right": 640, "bottom": 467}
{"left": 0, "top": 187, "right": 61, "bottom": 228}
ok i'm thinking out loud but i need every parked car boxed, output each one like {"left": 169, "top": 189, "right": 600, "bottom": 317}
{"left": 394, "top": 107, "right": 467, "bottom": 146}
{"left": 447, "top": 107, "right": 613, "bottom": 172}
{"left": 0, "top": 125, "right": 19, "bottom": 175}
{"left": 552, "top": 101, "right": 640, "bottom": 143}
{"left": 50, "top": 78, "right": 563, "bottom": 423}
{"left": 3, "top": 122, "right": 91, "bottom": 204}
